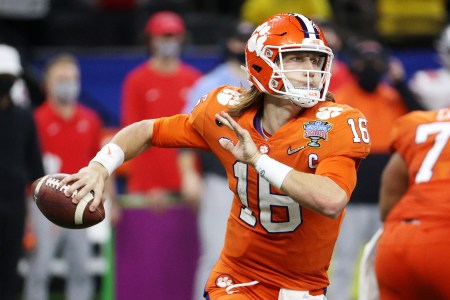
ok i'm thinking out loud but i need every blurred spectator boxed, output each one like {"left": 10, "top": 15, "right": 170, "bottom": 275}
{"left": 0, "top": 44, "right": 44, "bottom": 300}
{"left": 409, "top": 24, "right": 450, "bottom": 110}
{"left": 331, "top": 0, "right": 377, "bottom": 38}
{"left": 181, "top": 20, "right": 254, "bottom": 300}
{"left": 23, "top": 54, "right": 103, "bottom": 300}
{"left": 9, "top": 69, "right": 45, "bottom": 109}
{"left": 118, "top": 10, "right": 201, "bottom": 299}
{"left": 328, "top": 38, "right": 422, "bottom": 300}
{"left": 375, "top": 107, "right": 450, "bottom": 298}
{"left": 121, "top": 10, "right": 201, "bottom": 207}
{"left": 0, "top": 0, "right": 48, "bottom": 108}
{"left": 315, "top": 19, "right": 352, "bottom": 93}
{"left": 240, "top": 0, "right": 333, "bottom": 26}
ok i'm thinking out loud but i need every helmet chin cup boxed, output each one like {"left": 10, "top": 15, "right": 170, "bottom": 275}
{"left": 271, "top": 92, "right": 319, "bottom": 108}
{"left": 270, "top": 70, "right": 325, "bottom": 108}
{"left": 288, "top": 95, "right": 319, "bottom": 108}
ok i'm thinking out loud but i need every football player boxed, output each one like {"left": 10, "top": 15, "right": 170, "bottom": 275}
{"left": 375, "top": 107, "right": 450, "bottom": 299}
{"left": 63, "top": 13, "right": 371, "bottom": 299}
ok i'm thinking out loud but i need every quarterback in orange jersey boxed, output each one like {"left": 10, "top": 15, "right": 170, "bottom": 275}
{"left": 62, "top": 13, "right": 370, "bottom": 299}
{"left": 375, "top": 107, "right": 450, "bottom": 300}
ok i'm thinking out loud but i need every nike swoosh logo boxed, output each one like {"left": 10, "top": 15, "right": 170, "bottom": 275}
{"left": 287, "top": 146, "right": 306, "bottom": 155}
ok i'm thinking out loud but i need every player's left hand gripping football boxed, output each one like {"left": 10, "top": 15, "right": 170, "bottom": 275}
{"left": 60, "top": 162, "right": 108, "bottom": 211}
{"left": 216, "top": 111, "right": 261, "bottom": 166}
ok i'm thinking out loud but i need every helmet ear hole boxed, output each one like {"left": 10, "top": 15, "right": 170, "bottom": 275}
{"left": 252, "top": 65, "right": 263, "bottom": 73}
{"left": 265, "top": 49, "right": 274, "bottom": 58}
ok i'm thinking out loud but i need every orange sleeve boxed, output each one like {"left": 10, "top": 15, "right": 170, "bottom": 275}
{"left": 152, "top": 86, "right": 238, "bottom": 151}
{"left": 314, "top": 105, "right": 370, "bottom": 198}
{"left": 315, "top": 156, "right": 357, "bottom": 199}
{"left": 329, "top": 107, "right": 371, "bottom": 159}
{"left": 390, "top": 111, "right": 425, "bottom": 154}
{"left": 151, "top": 114, "right": 210, "bottom": 150}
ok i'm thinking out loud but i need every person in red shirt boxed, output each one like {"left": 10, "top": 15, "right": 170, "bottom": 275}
{"left": 64, "top": 13, "right": 370, "bottom": 299}
{"left": 121, "top": 10, "right": 201, "bottom": 194}
{"left": 375, "top": 108, "right": 450, "bottom": 299}
{"left": 24, "top": 54, "right": 101, "bottom": 300}
{"left": 118, "top": 10, "right": 202, "bottom": 299}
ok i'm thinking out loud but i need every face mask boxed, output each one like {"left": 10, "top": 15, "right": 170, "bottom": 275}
{"left": 154, "top": 40, "right": 182, "bottom": 58}
{"left": 355, "top": 64, "right": 383, "bottom": 93}
{"left": 51, "top": 80, "right": 80, "bottom": 103}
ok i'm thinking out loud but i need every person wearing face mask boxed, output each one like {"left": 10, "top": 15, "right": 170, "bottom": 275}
{"left": 23, "top": 54, "right": 103, "bottom": 300}
{"left": 0, "top": 44, "right": 44, "bottom": 300}
{"left": 327, "top": 39, "right": 423, "bottom": 300}
{"left": 118, "top": 10, "right": 202, "bottom": 300}
{"left": 177, "top": 20, "right": 255, "bottom": 300}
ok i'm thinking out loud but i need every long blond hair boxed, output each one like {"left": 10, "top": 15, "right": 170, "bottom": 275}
{"left": 228, "top": 86, "right": 335, "bottom": 117}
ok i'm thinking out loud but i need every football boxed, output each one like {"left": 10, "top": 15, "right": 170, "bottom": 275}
{"left": 31, "top": 173, "right": 105, "bottom": 229}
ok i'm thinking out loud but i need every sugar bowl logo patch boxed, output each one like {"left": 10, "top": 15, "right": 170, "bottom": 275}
{"left": 303, "top": 120, "right": 333, "bottom": 148}
{"left": 215, "top": 274, "right": 235, "bottom": 288}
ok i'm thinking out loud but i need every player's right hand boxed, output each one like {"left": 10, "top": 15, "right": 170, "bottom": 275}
{"left": 61, "top": 162, "right": 109, "bottom": 212}
{"left": 216, "top": 111, "right": 261, "bottom": 166}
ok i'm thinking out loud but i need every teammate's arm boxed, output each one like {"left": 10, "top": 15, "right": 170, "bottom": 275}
{"left": 379, "top": 152, "right": 409, "bottom": 221}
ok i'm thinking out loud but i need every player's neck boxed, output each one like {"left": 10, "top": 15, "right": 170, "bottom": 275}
{"left": 261, "top": 97, "right": 302, "bottom": 135}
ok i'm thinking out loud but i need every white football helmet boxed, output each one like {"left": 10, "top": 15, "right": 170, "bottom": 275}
{"left": 244, "top": 13, "right": 334, "bottom": 108}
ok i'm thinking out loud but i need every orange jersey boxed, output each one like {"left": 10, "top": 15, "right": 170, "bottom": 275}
{"left": 385, "top": 108, "right": 450, "bottom": 222}
{"left": 334, "top": 81, "right": 408, "bottom": 153}
{"left": 151, "top": 86, "right": 370, "bottom": 291}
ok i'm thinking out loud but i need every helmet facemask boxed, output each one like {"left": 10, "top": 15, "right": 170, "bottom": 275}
{"left": 262, "top": 45, "right": 333, "bottom": 108}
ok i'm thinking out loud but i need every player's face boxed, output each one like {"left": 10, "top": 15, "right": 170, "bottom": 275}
{"left": 280, "top": 51, "right": 324, "bottom": 89}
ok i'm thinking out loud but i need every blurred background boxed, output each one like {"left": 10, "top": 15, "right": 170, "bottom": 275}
{"left": 2, "top": 0, "right": 450, "bottom": 299}
{"left": 2, "top": 0, "right": 448, "bottom": 128}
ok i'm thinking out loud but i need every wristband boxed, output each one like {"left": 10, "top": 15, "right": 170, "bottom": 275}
{"left": 90, "top": 143, "right": 124, "bottom": 176}
{"left": 254, "top": 154, "right": 293, "bottom": 189}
